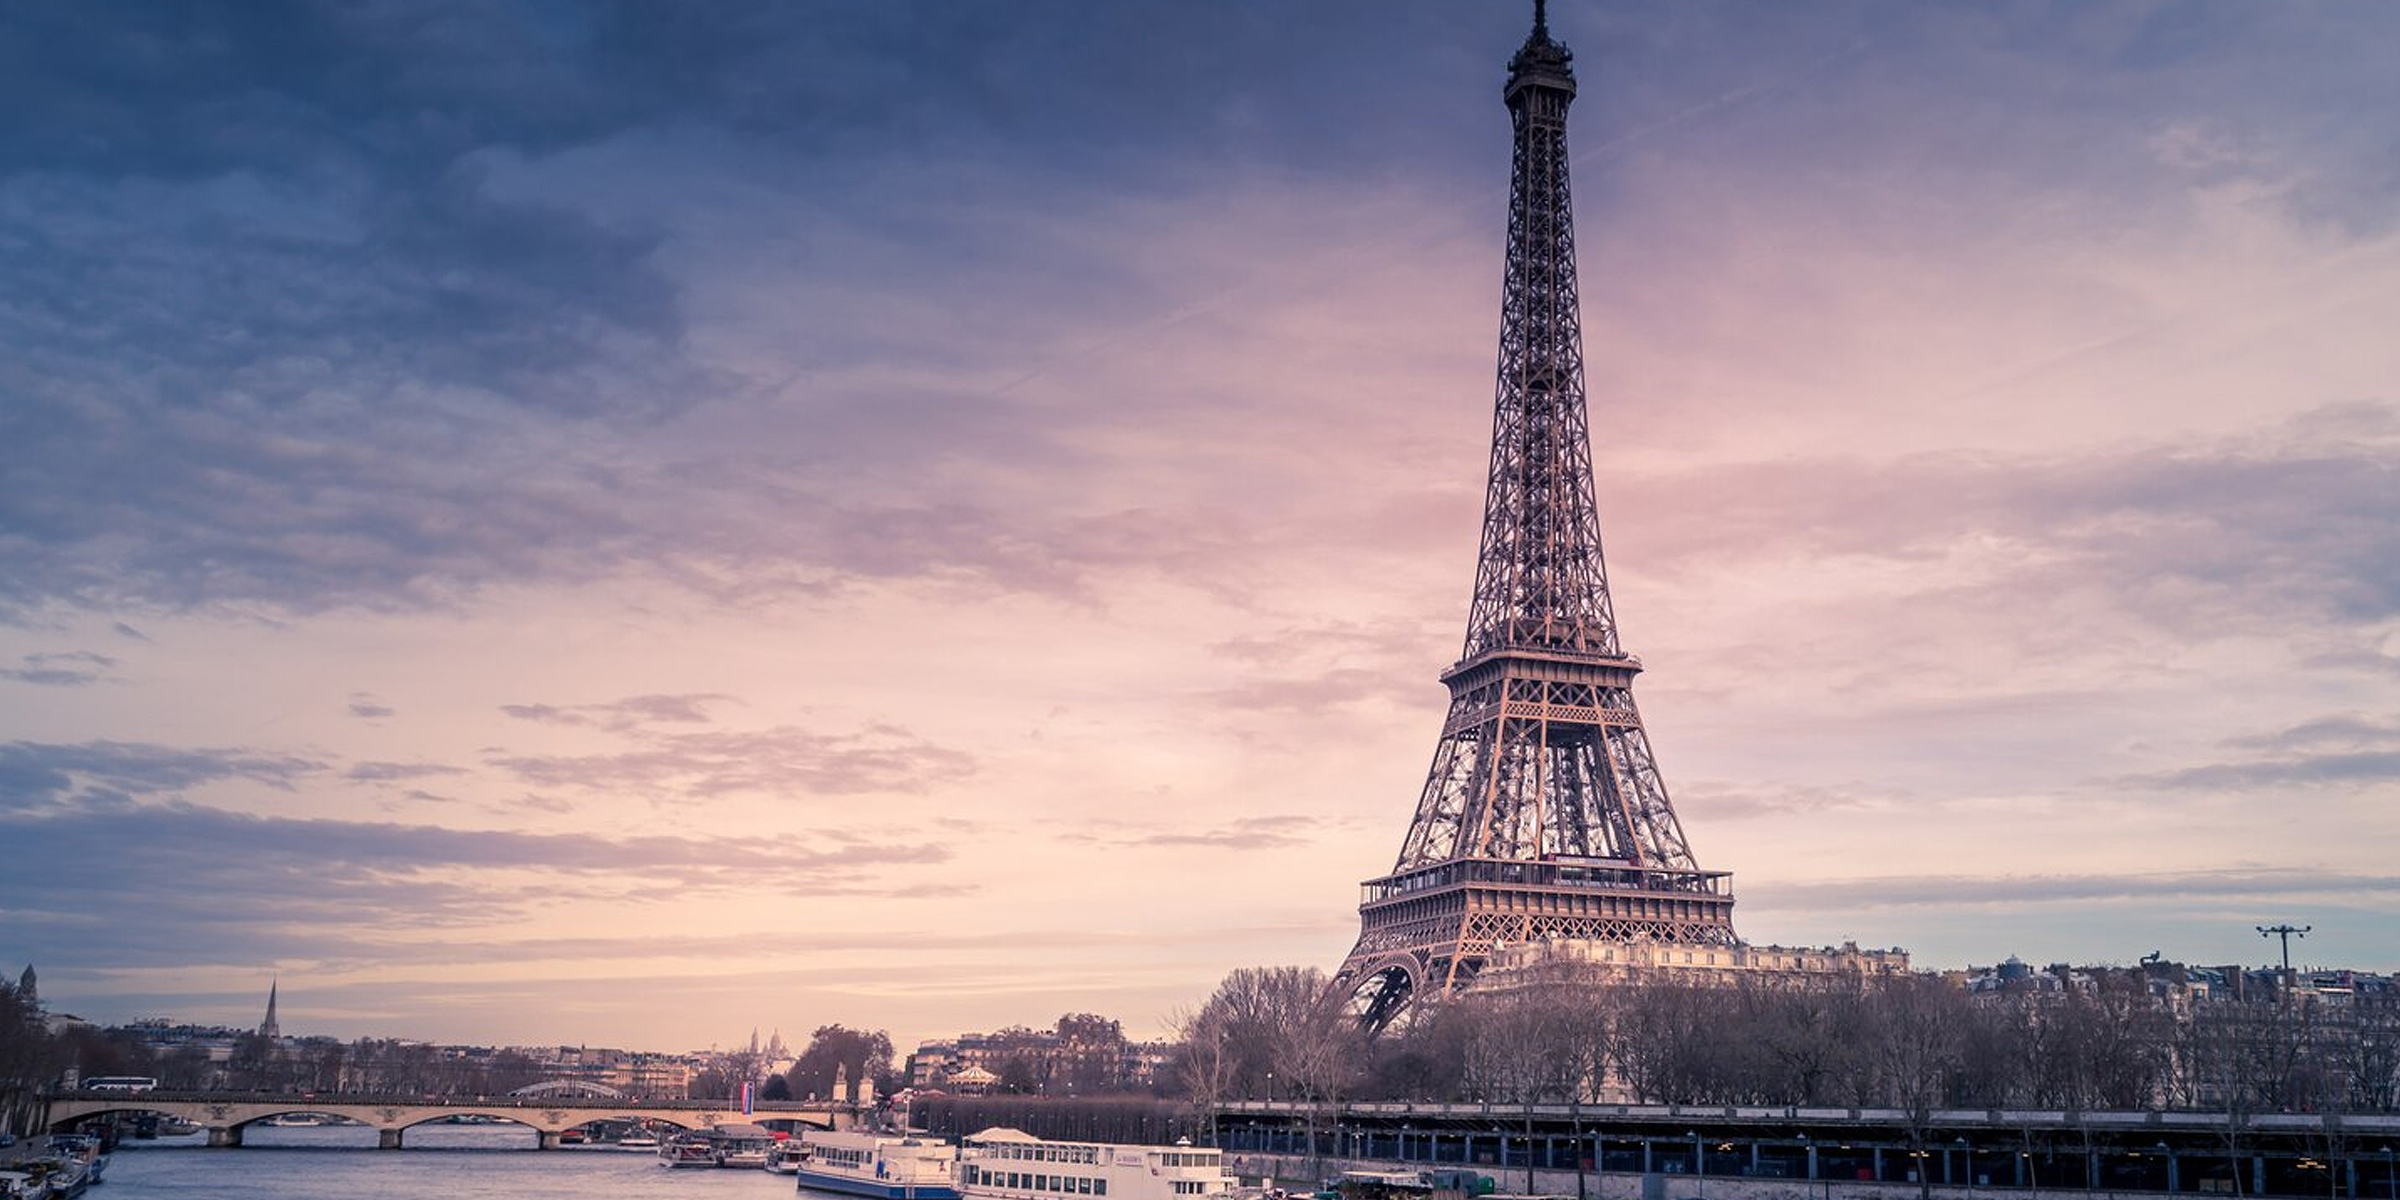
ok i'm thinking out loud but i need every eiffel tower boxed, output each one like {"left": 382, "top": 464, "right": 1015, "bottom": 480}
{"left": 1331, "top": 1, "right": 1737, "bottom": 1033}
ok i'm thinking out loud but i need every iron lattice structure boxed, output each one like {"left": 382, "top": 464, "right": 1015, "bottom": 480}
{"left": 1331, "top": 4, "right": 1737, "bottom": 1034}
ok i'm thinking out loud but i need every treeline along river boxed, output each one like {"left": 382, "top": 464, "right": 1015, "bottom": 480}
{"left": 101, "top": 1126, "right": 821, "bottom": 1198}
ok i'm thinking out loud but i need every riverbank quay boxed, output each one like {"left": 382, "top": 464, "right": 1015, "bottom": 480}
{"left": 1218, "top": 1100, "right": 2400, "bottom": 1200}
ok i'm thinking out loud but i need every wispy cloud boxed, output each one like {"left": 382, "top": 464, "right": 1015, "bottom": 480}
{"left": 1757, "top": 867, "right": 2400, "bottom": 912}
{"left": 0, "top": 799, "right": 956, "bottom": 971}
{"left": 485, "top": 723, "right": 975, "bottom": 801}
{"left": 0, "top": 740, "right": 326, "bottom": 813}
{"left": 2127, "top": 753, "right": 2400, "bottom": 792}
{"left": 1674, "top": 781, "right": 1893, "bottom": 822}
{"left": 499, "top": 692, "right": 734, "bottom": 731}
{"left": 2223, "top": 714, "right": 2400, "bottom": 751}
{"left": 0, "top": 650, "right": 119, "bottom": 687}
{"left": 1618, "top": 406, "right": 2400, "bottom": 631}
{"left": 2115, "top": 713, "right": 2400, "bottom": 791}
{"left": 345, "top": 761, "right": 470, "bottom": 784}
{"left": 1069, "top": 814, "right": 1332, "bottom": 851}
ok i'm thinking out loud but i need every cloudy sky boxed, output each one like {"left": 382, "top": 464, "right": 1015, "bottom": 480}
{"left": 4, "top": 0, "right": 2397, "bottom": 1054}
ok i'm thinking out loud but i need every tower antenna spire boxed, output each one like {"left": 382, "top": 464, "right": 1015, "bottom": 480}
{"left": 1533, "top": 0, "right": 1549, "bottom": 40}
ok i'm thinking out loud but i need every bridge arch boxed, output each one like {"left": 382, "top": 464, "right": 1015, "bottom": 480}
{"left": 754, "top": 1114, "right": 837, "bottom": 1135}
{"left": 390, "top": 1110, "right": 543, "bottom": 1134}
{"left": 608, "top": 1113, "right": 699, "bottom": 1131}
{"left": 509, "top": 1078, "right": 626, "bottom": 1100}
{"left": 47, "top": 1102, "right": 181, "bottom": 1134}
{"left": 230, "top": 1107, "right": 372, "bottom": 1127}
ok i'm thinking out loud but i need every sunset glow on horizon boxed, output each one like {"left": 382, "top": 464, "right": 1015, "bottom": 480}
{"left": 4, "top": 1, "right": 2398, "bottom": 1054}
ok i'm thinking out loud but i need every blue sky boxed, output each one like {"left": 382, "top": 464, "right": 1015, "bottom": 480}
{"left": 3, "top": 0, "right": 2397, "bottom": 1052}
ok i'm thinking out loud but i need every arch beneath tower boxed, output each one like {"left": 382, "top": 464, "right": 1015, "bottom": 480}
{"left": 1337, "top": 955, "right": 1423, "bottom": 1037}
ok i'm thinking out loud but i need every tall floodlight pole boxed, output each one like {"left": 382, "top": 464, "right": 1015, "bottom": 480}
{"left": 2257, "top": 924, "right": 2311, "bottom": 999}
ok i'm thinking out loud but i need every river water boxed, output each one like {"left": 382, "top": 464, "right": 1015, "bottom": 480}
{"left": 102, "top": 1125, "right": 816, "bottom": 1199}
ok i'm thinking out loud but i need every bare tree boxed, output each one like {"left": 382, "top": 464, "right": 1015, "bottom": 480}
{"left": 1186, "top": 967, "right": 1358, "bottom": 1176}
{"left": 2347, "top": 1000, "right": 2400, "bottom": 1112}
{"left": 1868, "top": 975, "right": 1970, "bottom": 1200}
{"left": 1170, "top": 1003, "right": 1236, "bottom": 1146}
{"left": 1461, "top": 985, "right": 1588, "bottom": 1192}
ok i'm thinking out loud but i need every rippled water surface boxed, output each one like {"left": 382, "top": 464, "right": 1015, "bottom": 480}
{"left": 104, "top": 1126, "right": 812, "bottom": 1200}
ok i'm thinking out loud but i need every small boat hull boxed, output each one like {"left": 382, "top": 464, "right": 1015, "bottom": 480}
{"left": 792, "top": 1167, "right": 961, "bottom": 1199}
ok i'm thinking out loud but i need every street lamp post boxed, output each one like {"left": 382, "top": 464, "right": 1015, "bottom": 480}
{"left": 1958, "top": 1138, "right": 1972, "bottom": 1199}
{"left": 1573, "top": 1101, "right": 1586, "bottom": 1200}
{"left": 1692, "top": 1131, "right": 1705, "bottom": 1200}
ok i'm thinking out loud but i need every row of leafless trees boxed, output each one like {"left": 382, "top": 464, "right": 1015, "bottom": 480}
{"left": 2, "top": 972, "right": 54, "bottom": 1133}
{"left": 115, "top": 1031, "right": 560, "bottom": 1097}
{"left": 0, "top": 981, "right": 589, "bottom": 1109}
{"left": 1172, "top": 965, "right": 2400, "bottom": 1119}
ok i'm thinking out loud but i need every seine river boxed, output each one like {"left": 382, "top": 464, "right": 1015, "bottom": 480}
{"left": 103, "top": 1125, "right": 813, "bottom": 1199}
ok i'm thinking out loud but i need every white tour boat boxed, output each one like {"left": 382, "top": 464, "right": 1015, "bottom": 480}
{"left": 959, "top": 1128, "right": 1233, "bottom": 1200}
{"left": 768, "top": 1139, "right": 811, "bottom": 1173}
{"left": 795, "top": 1129, "right": 962, "bottom": 1199}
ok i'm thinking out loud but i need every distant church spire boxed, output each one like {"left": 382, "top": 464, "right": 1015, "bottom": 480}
{"left": 260, "top": 978, "right": 281, "bottom": 1040}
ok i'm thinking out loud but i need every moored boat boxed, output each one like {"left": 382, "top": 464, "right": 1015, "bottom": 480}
{"left": 703, "top": 1123, "right": 775, "bottom": 1168}
{"left": 959, "top": 1129, "right": 1233, "bottom": 1200}
{"left": 768, "top": 1140, "right": 810, "bottom": 1174}
{"left": 25, "top": 1157, "right": 86, "bottom": 1199}
{"left": 46, "top": 1135, "right": 106, "bottom": 1180}
{"left": 0, "top": 1170, "right": 45, "bottom": 1200}
{"left": 659, "top": 1133, "right": 716, "bottom": 1168}
{"left": 795, "top": 1129, "right": 961, "bottom": 1199}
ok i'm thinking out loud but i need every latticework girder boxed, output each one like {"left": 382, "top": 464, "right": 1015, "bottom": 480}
{"left": 1333, "top": 5, "right": 1737, "bottom": 1034}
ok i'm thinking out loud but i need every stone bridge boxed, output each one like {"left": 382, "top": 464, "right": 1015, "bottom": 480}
{"left": 45, "top": 1090, "right": 860, "bottom": 1149}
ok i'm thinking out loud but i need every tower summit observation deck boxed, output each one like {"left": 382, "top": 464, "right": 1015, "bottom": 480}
{"left": 1330, "top": 2, "right": 1738, "bottom": 1034}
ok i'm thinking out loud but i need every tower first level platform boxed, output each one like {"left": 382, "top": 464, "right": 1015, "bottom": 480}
{"left": 1347, "top": 857, "right": 1735, "bottom": 995}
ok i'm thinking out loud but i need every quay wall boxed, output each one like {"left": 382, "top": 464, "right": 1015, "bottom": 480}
{"left": 1236, "top": 1153, "right": 2167, "bottom": 1200}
